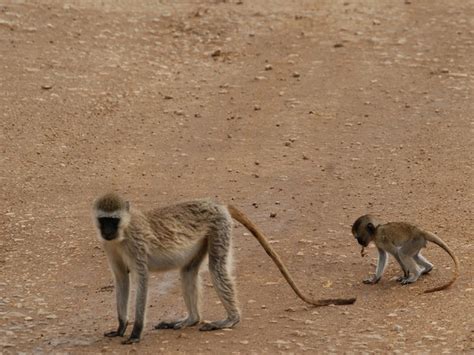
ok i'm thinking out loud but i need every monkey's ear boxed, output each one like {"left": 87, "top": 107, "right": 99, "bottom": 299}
{"left": 126, "top": 201, "right": 130, "bottom": 211}
{"left": 367, "top": 223, "right": 375, "bottom": 234}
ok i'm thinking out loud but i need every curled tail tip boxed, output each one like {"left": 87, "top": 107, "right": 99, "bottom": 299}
{"left": 311, "top": 297, "right": 357, "bottom": 307}
{"left": 424, "top": 283, "right": 454, "bottom": 294}
{"left": 337, "top": 297, "right": 357, "bottom": 305}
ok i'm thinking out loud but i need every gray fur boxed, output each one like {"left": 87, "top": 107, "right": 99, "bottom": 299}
{"left": 352, "top": 214, "right": 459, "bottom": 292}
{"left": 94, "top": 197, "right": 240, "bottom": 344}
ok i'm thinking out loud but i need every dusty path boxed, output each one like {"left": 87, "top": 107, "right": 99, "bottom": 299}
{"left": 0, "top": 0, "right": 473, "bottom": 353}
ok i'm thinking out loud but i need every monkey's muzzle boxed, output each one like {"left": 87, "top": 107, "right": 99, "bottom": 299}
{"left": 99, "top": 217, "right": 120, "bottom": 241}
{"left": 356, "top": 237, "right": 368, "bottom": 247}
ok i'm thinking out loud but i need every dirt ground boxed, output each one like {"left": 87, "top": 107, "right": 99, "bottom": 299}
{"left": 0, "top": 0, "right": 473, "bottom": 353}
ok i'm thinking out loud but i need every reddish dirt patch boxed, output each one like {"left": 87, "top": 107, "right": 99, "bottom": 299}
{"left": 0, "top": 0, "right": 472, "bottom": 353}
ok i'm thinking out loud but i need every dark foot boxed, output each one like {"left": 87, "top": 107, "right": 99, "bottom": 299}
{"left": 199, "top": 322, "right": 220, "bottom": 331}
{"left": 122, "top": 337, "right": 140, "bottom": 345}
{"left": 422, "top": 266, "right": 433, "bottom": 275}
{"left": 155, "top": 318, "right": 199, "bottom": 330}
{"left": 155, "top": 321, "right": 180, "bottom": 330}
{"left": 199, "top": 317, "right": 239, "bottom": 331}
{"left": 400, "top": 278, "right": 416, "bottom": 285}
{"left": 104, "top": 330, "right": 123, "bottom": 337}
{"left": 362, "top": 276, "right": 379, "bottom": 284}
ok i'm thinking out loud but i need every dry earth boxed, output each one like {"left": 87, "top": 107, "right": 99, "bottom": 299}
{"left": 0, "top": 0, "right": 473, "bottom": 353}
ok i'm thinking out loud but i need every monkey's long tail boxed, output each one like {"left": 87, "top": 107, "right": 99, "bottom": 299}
{"left": 423, "top": 232, "right": 460, "bottom": 293}
{"left": 227, "top": 205, "right": 356, "bottom": 307}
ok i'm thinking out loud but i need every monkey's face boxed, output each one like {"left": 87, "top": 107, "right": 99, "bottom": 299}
{"left": 93, "top": 193, "right": 131, "bottom": 242}
{"left": 98, "top": 217, "right": 121, "bottom": 241}
{"left": 353, "top": 231, "right": 370, "bottom": 247}
{"left": 352, "top": 215, "right": 377, "bottom": 247}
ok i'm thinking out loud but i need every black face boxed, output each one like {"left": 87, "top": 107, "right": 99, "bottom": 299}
{"left": 98, "top": 217, "right": 120, "bottom": 241}
{"left": 356, "top": 235, "right": 368, "bottom": 247}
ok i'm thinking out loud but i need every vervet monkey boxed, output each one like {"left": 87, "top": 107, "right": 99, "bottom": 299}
{"left": 93, "top": 193, "right": 356, "bottom": 344}
{"left": 352, "top": 214, "right": 459, "bottom": 293}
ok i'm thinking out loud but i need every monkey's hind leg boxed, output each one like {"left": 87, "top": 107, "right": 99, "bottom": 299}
{"left": 200, "top": 225, "right": 241, "bottom": 331}
{"left": 398, "top": 240, "right": 424, "bottom": 285}
{"left": 155, "top": 241, "right": 208, "bottom": 330}
{"left": 414, "top": 252, "right": 433, "bottom": 275}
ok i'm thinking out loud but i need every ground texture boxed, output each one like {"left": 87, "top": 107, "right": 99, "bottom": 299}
{"left": 0, "top": 0, "right": 473, "bottom": 353}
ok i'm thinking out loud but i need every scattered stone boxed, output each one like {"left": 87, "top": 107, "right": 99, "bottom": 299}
{"left": 240, "top": 340, "right": 249, "bottom": 345}
{"left": 211, "top": 49, "right": 222, "bottom": 57}
{"left": 449, "top": 72, "right": 468, "bottom": 78}
{"left": 292, "top": 72, "right": 300, "bottom": 78}
{"left": 41, "top": 84, "right": 53, "bottom": 90}
{"left": 73, "top": 283, "right": 88, "bottom": 289}
{"left": 394, "top": 324, "right": 403, "bottom": 332}
{"left": 0, "top": 19, "right": 15, "bottom": 30}
{"left": 264, "top": 64, "right": 273, "bottom": 70}
{"left": 291, "top": 330, "right": 307, "bottom": 337}
{"left": 269, "top": 212, "right": 277, "bottom": 218}
{"left": 334, "top": 43, "right": 344, "bottom": 48}
{"left": 6, "top": 311, "right": 26, "bottom": 318}
{"left": 254, "top": 104, "right": 261, "bottom": 111}
{"left": 1, "top": 342, "right": 15, "bottom": 348}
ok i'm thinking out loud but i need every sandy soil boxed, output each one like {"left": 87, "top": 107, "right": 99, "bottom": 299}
{"left": 0, "top": 0, "right": 473, "bottom": 353}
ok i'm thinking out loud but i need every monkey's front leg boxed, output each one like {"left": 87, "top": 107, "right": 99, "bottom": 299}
{"left": 363, "top": 248, "right": 388, "bottom": 284}
{"left": 105, "top": 262, "right": 130, "bottom": 337}
{"left": 122, "top": 268, "right": 149, "bottom": 345}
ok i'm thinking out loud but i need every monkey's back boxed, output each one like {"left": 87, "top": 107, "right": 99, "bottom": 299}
{"left": 377, "top": 222, "right": 427, "bottom": 246}
{"left": 143, "top": 199, "right": 229, "bottom": 246}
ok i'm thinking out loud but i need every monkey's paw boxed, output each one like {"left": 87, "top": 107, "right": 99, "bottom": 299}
{"left": 155, "top": 318, "right": 199, "bottom": 330}
{"left": 199, "top": 322, "right": 219, "bottom": 331}
{"left": 422, "top": 266, "right": 433, "bottom": 275}
{"left": 400, "top": 278, "right": 415, "bottom": 285}
{"left": 122, "top": 337, "right": 140, "bottom": 345}
{"left": 104, "top": 330, "right": 123, "bottom": 337}
{"left": 362, "top": 276, "right": 379, "bottom": 284}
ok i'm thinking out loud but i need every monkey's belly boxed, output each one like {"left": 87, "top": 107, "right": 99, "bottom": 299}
{"left": 147, "top": 242, "right": 205, "bottom": 272}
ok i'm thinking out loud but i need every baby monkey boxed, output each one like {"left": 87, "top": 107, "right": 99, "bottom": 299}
{"left": 352, "top": 215, "right": 459, "bottom": 293}
{"left": 93, "top": 193, "right": 356, "bottom": 344}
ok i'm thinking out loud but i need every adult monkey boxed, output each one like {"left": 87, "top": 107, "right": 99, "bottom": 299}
{"left": 93, "top": 193, "right": 356, "bottom": 344}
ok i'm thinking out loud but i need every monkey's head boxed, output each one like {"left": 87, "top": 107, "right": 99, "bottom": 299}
{"left": 351, "top": 214, "right": 380, "bottom": 247}
{"left": 93, "top": 192, "right": 131, "bottom": 242}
